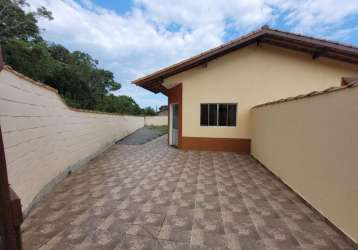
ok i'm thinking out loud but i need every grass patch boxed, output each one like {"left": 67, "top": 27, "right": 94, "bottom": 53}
{"left": 146, "top": 125, "right": 168, "bottom": 135}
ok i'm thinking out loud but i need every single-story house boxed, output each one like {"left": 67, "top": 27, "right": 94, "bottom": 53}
{"left": 133, "top": 26, "right": 358, "bottom": 153}
{"left": 156, "top": 105, "right": 168, "bottom": 116}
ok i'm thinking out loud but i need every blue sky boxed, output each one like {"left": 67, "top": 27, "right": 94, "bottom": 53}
{"left": 27, "top": 0, "right": 358, "bottom": 109}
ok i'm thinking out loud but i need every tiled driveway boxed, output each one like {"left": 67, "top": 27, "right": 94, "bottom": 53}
{"left": 22, "top": 136, "right": 354, "bottom": 250}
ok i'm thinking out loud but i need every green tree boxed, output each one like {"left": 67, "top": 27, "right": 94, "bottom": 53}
{"left": 2, "top": 39, "right": 55, "bottom": 80}
{"left": 0, "top": 0, "right": 150, "bottom": 116}
{"left": 0, "top": 0, "right": 53, "bottom": 42}
{"left": 97, "top": 94, "right": 142, "bottom": 115}
{"left": 2, "top": 39, "right": 122, "bottom": 110}
{"left": 142, "top": 106, "right": 156, "bottom": 116}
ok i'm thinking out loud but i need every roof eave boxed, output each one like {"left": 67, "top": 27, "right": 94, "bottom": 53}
{"left": 132, "top": 29, "right": 266, "bottom": 89}
{"left": 133, "top": 27, "right": 358, "bottom": 94}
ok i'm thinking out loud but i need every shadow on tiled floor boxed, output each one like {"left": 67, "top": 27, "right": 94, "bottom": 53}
{"left": 22, "top": 136, "right": 355, "bottom": 250}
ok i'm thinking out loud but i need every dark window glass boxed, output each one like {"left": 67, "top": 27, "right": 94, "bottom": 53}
{"left": 200, "top": 104, "right": 208, "bottom": 126}
{"left": 219, "top": 104, "right": 228, "bottom": 126}
{"left": 228, "top": 104, "right": 237, "bottom": 126}
{"left": 209, "top": 104, "right": 218, "bottom": 126}
{"left": 201, "top": 103, "right": 237, "bottom": 127}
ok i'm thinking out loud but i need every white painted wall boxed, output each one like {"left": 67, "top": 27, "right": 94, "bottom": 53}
{"left": 251, "top": 86, "right": 358, "bottom": 244}
{"left": 0, "top": 67, "right": 144, "bottom": 212}
{"left": 144, "top": 116, "right": 168, "bottom": 126}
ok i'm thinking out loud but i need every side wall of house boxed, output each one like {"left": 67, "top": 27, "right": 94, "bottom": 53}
{"left": 251, "top": 86, "right": 358, "bottom": 244}
{"left": 163, "top": 44, "right": 358, "bottom": 152}
{"left": 0, "top": 68, "right": 144, "bottom": 212}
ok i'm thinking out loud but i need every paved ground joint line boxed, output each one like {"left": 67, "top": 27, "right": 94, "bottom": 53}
{"left": 21, "top": 135, "right": 355, "bottom": 250}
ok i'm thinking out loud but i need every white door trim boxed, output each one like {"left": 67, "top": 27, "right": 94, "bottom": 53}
{"left": 169, "top": 104, "right": 173, "bottom": 145}
{"left": 169, "top": 103, "right": 178, "bottom": 146}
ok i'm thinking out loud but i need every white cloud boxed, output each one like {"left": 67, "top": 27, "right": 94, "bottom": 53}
{"left": 25, "top": 0, "right": 358, "bottom": 107}
{"left": 135, "top": 0, "right": 273, "bottom": 31}
{"left": 277, "top": 0, "right": 358, "bottom": 34}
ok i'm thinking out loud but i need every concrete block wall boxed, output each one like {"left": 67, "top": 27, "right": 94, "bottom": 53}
{"left": 144, "top": 116, "right": 168, "bottom": 126}
{"left": 0, "top": 67, "right": 144, "bottom": 212}
{"left": 251, "top": 85, "right": 358, "bottom": 244}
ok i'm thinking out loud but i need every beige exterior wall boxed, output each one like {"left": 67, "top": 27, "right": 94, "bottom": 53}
{"left": 144, "top": 116, "right": 168, "bottom": 126}
{"left": 0, "top": 68, "right": 144, "bottom": 212}
{"left": 163, "top": 44, "right": 358, "bottom": 139}
{"left": 251, "top": 87, "right": 358, "bottom": 243}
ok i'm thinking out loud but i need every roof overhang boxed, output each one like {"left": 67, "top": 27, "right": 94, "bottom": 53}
{"left": 133, "top": 26, "right": 358, "bottom": 95}
{"left": 342, "top": 77, "right": 358, "bottom": 85}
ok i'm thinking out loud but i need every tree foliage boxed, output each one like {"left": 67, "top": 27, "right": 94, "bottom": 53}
{"left": 142, "top": 107, "right": 156, "bottom": 116}
{"left": 2, "top": 38, "right": 122, "bottom": 110}
{"left": 0, "top": 0, "right": 52, "bottom": 42}
{"left": 0, "top": 0, "right": 154, "bottom": 115}
{"left": 97, "top": 94, "right": 143, "bottom": 115}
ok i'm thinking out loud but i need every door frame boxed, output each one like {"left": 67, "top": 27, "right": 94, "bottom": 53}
{"left": 169, "top": 103, "right": 178, "bottom": 146}
{"left": 167, "top": 83, "right": 182, "bottom": 149}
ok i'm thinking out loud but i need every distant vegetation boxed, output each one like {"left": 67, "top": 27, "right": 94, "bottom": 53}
{"left": 146, "top": 125, "right": 169, "bottom": 135}
{"left": 0, "top": 0, "right": 156, "bottom": 116}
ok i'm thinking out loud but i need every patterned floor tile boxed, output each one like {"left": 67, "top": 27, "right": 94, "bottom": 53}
{"left": 157, "top": 240, "right": 190, "bottom": 250}
{"left": 116, "top": 234, "right": 158, "bottom": 250}
{"left": 21, "top": 136, "right": 356, "bottom": 250}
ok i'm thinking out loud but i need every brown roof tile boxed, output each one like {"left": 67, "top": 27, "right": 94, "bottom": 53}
{"left": 133, "top": 26, "right": 358, "bottom": 94}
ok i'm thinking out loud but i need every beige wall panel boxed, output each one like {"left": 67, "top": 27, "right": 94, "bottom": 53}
{"left": 251, "top": 87, "right": 358, "bottom": 243}
{"left": 144, "top": 116, "right": 168, "bottom": 126}
{"left": 0, "top": 69, "right": 144, "bottom": 211}
{"left": 163, "top": 44, "right": 358, "bottom": 139}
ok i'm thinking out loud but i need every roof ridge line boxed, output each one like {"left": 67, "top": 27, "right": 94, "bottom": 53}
{"left": 133, "top": 27, "right": 358, "bottom": 94}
